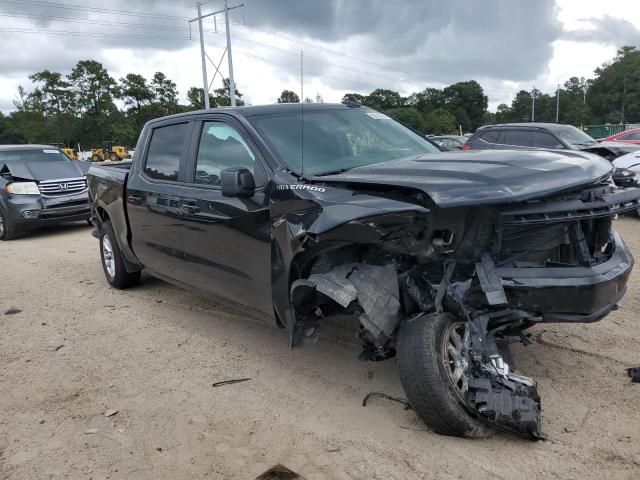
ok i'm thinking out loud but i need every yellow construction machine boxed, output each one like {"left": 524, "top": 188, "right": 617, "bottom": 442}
{"left": 91, "top": 141, "right": 130, "bottom": 162}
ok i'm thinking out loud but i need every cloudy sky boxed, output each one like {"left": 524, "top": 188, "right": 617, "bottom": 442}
{"left": 1, "top": 0, "right": 640, "bottom": 113}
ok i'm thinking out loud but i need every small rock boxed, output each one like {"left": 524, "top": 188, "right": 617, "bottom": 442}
{"left": 326, "top": 445, "right": 340, "bottom": 453}
{"left": 104, "top": 409, "right": 118, "bottom": 417}
{"left": 4, "top": 307, "right": 22, "bottom": 315}
{"left": 84, "top": 428, "right": 99, "bottom": 434}
{"left": 47, "top": 343, "right": 64, "bottom": 352}
{"left": 156, "top": 447, "right": 163, "bottom": 452}
{"left": 38, "top": 419, "right": 45, "bottom": 424}
{"left": 41, "top": 322, "right": 47, "bottom": 326}
{"left": 563, "top": 426, "right": 575, "bottom": 433}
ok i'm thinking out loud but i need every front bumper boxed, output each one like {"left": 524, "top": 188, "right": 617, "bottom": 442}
{"left": 497, "top": 231, "right": 633, "bottom": 322}
{"left": 4, "top": 191, "right": 90, "bottom": 229}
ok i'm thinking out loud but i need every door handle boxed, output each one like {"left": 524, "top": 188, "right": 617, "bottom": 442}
{"left": 182, "top": 204, "right": 200, "bottom": 215}
{"left": 128, "top": 194, "right": 143, "bottom": 205}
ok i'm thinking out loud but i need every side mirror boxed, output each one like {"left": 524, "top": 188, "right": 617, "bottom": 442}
{"left": 221, "top": 167, "right": 255, "bottom": 197}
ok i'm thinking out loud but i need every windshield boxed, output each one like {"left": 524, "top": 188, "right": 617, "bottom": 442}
{"left": 248, "top": 108, "right": 440, "bottom": 176}
{"left": 554, "top": 125, "right": 598, "bottom": 148}
{"left": 0, "top": 149, "right": 71, "bottom": 163}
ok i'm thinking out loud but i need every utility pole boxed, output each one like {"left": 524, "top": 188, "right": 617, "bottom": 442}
{"left": 189, "top": 1, "right": 244, "bottom": 109}
{"left": 621, "top": 77, "right": 627, "bottom": 124}
{"left": 531, "top": 86, "right": 536, "bottom": 122}
{"left": 196, "top": 3, "right": 209, "bottom": 109}
{"left": 556, "top": 83, "right": 560, "bottom": 123}
{"left": 224, "top": 0, "right": 237, "bottom": 107}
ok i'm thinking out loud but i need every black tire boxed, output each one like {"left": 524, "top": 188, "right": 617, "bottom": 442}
{"left": 397, "top": 312, "right": 492, "bottom": 438}
{"left": 109, "top": 152, "right": 119, "bottom": 162}
{"left": 99, "top": 221, "right": 141, "bottom": 289}
{"left": 0, "top": 209, "right": 17, "bottom": 240}
{"left": 91, "top": 154, "right": 101, "bottom": 162}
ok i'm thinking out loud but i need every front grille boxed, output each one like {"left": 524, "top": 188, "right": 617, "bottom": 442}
{"left": 38, "top": 178, "right": 87, "bottom": 196}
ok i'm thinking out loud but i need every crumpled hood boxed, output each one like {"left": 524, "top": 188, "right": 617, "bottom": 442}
{"left": 1, "top": 160, "right": 85, "bottom": 182}
{"left": 312, "top": 149, "right": 614, "bottom": 208}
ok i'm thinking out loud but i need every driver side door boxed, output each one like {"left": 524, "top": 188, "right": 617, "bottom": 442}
{"left": 174, "top": 116, "right": 273, "bottom": 315}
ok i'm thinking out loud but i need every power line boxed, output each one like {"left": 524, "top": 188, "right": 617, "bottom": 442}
{"left": 0, "top": 0, "right": 190, "bottom": 20}
{"left": 0, "top": 11, "right": 192, "bottom": 31}
{"left": 0, "top": 27, "right": 190, "bottom": 41}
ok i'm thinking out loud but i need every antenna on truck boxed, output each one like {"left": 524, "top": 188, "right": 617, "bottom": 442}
{"left": 300, "top": 49, "right": 305, "bottom": 178}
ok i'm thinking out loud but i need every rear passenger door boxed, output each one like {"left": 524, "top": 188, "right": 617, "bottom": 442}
{"left": 175, "top": 115, "right": 273, "bottom": 315}
{"left": 127, "top": 119, "right": 195, "bottom": 280}
{"left": 532, "top": 131, "right": 565, "bottom": 149}
{"left": 503, "top": 129, "right": 532, "bottom": 148}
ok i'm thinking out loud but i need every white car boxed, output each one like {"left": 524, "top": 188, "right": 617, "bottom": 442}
{"left": 613, "top": 151, "right": 640, "bottom": 216}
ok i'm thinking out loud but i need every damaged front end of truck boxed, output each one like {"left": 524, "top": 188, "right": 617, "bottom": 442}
{"left": 270, "top": 169, "right": 639, "bottom": 439}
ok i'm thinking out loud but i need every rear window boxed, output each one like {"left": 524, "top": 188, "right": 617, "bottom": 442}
{"left": 504, "top": 129, "right": 531, "bottom": 147}
{"left": 479, "top": 130, "right": 501, "bottom": 143}
{"left": 532, "top": 131, "right": 564, "bottom": 149}
{"left": 144, "top": 123, "right": 189, "bottom": 181}
{"left": 0, "top": 149, "right": 70, "bottom": 163}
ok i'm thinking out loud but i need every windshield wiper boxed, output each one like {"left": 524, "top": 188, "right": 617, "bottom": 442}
{"left": 314, "top": 167, "right": 355, "bottom": 176}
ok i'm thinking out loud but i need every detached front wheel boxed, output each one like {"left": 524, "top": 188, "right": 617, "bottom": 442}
{"left": 397, "top": 312, "right": 492, "bottom": 438}
{"left": 99, "top": 221, "right": 141, "bottom": 289}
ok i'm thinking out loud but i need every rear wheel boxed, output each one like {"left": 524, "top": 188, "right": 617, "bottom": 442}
{"left": 397, "top": 312, "right": 492, "bottom": 438}
{"left": 0, "top": 209, "right": 17, "bottom": 240}
{"left": 109, "top": 152, "right": 119, "bottom": 162}
{"left": 99, "top": 221, "right": 141, "bottom": 289}
{"left": 91, "top": 154, "right": 101, "bottom": 162}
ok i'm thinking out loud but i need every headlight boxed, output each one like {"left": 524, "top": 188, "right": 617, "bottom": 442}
{"left": 7, "top": 182, "right": 40, "bottom": 195}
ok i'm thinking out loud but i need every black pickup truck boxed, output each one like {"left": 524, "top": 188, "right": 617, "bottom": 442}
{"left": 87, "top": 103, "right": 639, "bottom": 439}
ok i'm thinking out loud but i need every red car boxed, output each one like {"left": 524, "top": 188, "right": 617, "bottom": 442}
{"left": 602, "top": 127, "right": 640, "bottom": 144}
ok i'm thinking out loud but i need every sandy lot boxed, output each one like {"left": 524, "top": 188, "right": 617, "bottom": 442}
{"left": 1, "top": 217, "right": 639, "bottom": 480}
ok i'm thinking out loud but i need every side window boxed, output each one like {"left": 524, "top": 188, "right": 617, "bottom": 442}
{"left": 144, "top": 123, "right": 189, "bottom": 181}
{"left": 621, "top": 132, "right": 640, "bottom": 140}
{"left": 504, "top": 129, "right": 531, "bottom": 147}
{"left": 194, "top": 121, "right": 256, "bottom": 187}
{"left": 532, "top": 131, "right": 564, "bottom": 149}
{"left": 480, "top": 130, "right": 500, "bottom": 143}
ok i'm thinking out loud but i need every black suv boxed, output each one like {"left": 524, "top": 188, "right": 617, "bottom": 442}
{"left": 465, "top": 123, "right": 640, "bottom": 161}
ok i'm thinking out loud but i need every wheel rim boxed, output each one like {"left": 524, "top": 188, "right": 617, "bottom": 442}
{"left": 102, "top": 235, "right": 116, "bottom": 278}
{"left": 443, "top": 321, "right": 469, "bottom": 401}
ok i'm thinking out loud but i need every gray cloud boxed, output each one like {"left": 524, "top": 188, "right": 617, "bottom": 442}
{"left": 563, "top": 15, "right": 640, "bottom": 47}
{"left": 244, "top": 0, "right": 562, "bottom": 83}
{"left": 0, "top": 0, "right": 561, "bottom": 82}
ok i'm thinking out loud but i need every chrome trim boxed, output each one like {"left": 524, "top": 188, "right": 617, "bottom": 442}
{"left": 40, "top": 187, "right": 89, "bottom": 198}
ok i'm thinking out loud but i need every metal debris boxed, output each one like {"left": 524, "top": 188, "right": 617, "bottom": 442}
{"left": 212, "top": 378, "right": 251, "bottom": 388}
{"left": 362, "top": 392, "right": 411, "bottom": 411}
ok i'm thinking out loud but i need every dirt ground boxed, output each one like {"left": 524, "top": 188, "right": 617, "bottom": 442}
{"left": 1, "top": 217, "right": 639, "bottom": 480}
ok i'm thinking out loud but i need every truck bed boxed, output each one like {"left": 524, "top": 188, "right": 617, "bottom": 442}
{"left": 87, "top": 162, "right": 132, "bottom": 255}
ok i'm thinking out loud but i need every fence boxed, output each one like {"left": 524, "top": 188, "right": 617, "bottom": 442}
{"left": 583, "top": 124, "right": 640, "bottom": 139}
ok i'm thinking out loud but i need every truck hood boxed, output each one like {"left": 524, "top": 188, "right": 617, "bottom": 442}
{"left": 312, "top": 149, "right": 614, "bottom": 208}
{"left": 0, "top": 160, "right": 85, "bottom": 182}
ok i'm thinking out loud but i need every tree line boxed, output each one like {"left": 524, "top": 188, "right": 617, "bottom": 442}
{"left": 0, "top": 46, "right": 638, "bottom": 147}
